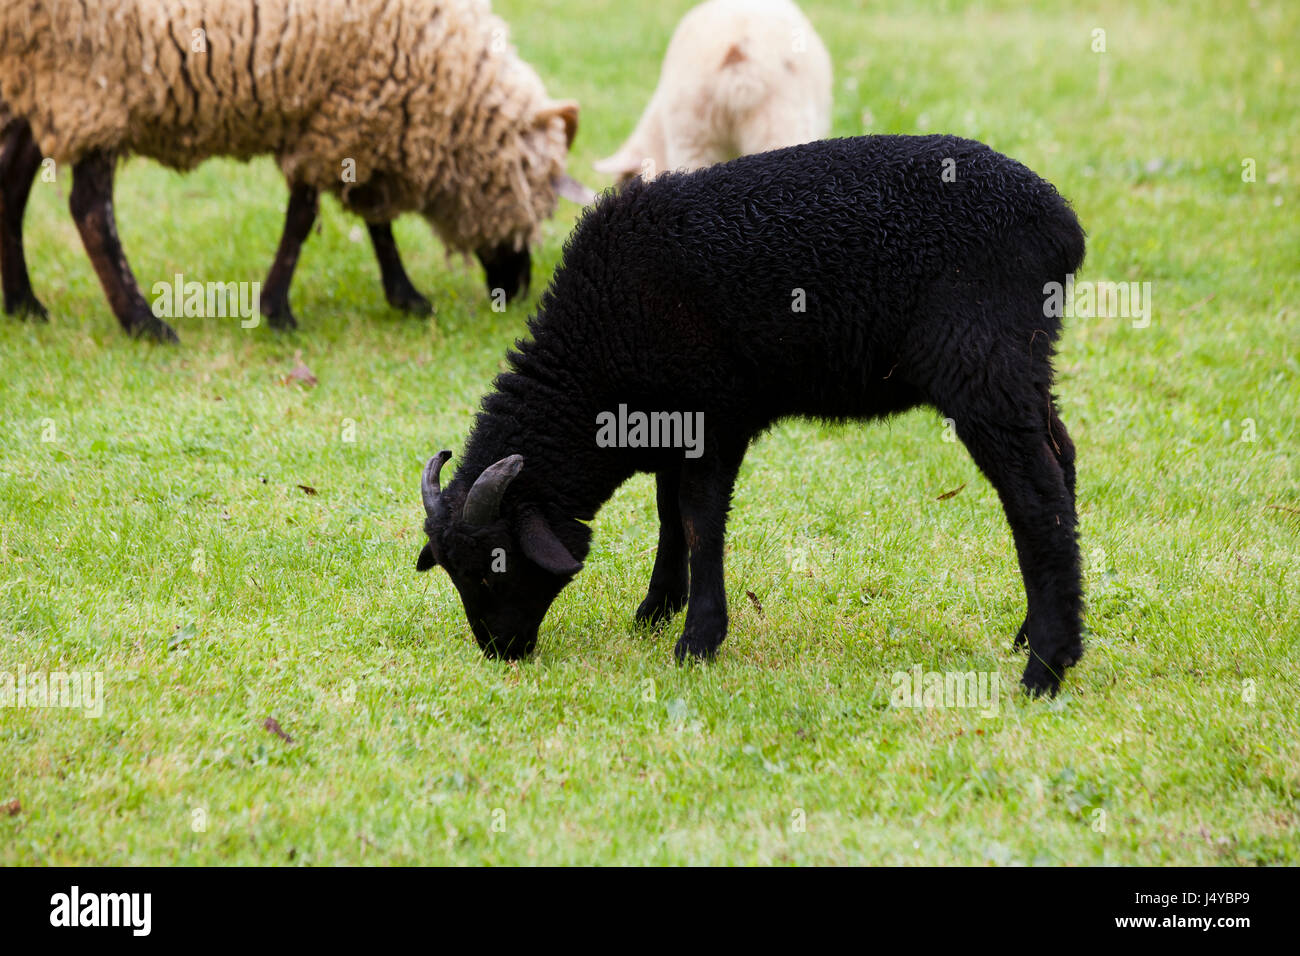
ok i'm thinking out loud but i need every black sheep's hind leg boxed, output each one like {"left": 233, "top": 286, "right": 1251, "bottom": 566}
{"left": 636, "top": 468, "right": 689, "bottom": 628}
{"left": 1048, "top": 396, "right": 1078, "bottom": 513}
{"left": 69, "top": 150, "right": 178, "bottom": 342}
{"left": 261, "top": 183, "right": 318, "bottom": 330}
{"left": 367, "top": 221, "right": 432, "bottom": 315}
{"left": 1014, "top": 395, "right": 1078, "bottom": 651}
{"left": 1, "top": 121, "right": 48, "bottom": 320}
{"left": 674, "top": 448, "right": 745, "bottom": 663}
{"left": 948, "top": 402, "right": 1082, "bottom": 695}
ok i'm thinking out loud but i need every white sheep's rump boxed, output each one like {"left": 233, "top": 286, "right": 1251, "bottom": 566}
{"left": 595, "top": 0, "right": 832, "bottom": 182}
{"left": 0, "top": 0, "right": 575, "bottom": 252}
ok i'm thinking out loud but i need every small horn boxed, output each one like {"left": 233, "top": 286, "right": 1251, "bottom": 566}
{"left": 553, "top": 173, "right": 596, "bottom": 206}
{"left": 422, "top": 450, "right": 452, "bottom": 514}
{"left": 463, "top": 455, "right": 524, "bottom": 525}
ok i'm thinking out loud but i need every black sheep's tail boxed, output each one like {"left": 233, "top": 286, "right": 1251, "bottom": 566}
{"left": 1032, "top": 193, "right": 1087, "bottom": 346}
{"left": 1051, "top": 194, "right": 1088, "bottom": 281}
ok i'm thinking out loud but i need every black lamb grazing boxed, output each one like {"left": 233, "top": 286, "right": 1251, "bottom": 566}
{"left": 416, "top": 135, "right": 1087, "bottom": 695}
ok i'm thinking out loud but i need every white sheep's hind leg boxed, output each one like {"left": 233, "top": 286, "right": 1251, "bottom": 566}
{"left": 663, "top": 140, "right": 721, "bottom": 176}
{"left": 662, "top": 110, "right": 724, "bottom": 176}
{"left": 69, "top": 150, "right": 179, "bottom": 343}
{"left": 261, "top": 183, "right": 318, "bottom": 330}
{"left": 735, "top": 99, "right": 825, "bottom": 157}
{"left": 367, "top": 221, "right": 432, "bottom": 316}
{"left": 0, "top": 120, "right": 48, "bottom": 320}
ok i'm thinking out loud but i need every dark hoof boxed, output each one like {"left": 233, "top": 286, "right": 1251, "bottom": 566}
{"left": 5, "top": 294, "right": 48, "bottom": 321}
{"left": 673, "top": 622, "right": 724, "bottom": 664}
{"left": 126, "top": 312, "right": 180, "bottom": 344}
{"left": 1020, "top": 660, "right": 1061, "bottom": 698}
{"left": 635, "top": 589, "right": 687, "bottom": 629}
{"left": 263, "top": 301, "right": 298, "bottom": 331}
{"left": 385, "top": 286, "right": 433, "bottom": 316}
{"left": 1020, "top": 641, "right": 1081, "bottom": 697}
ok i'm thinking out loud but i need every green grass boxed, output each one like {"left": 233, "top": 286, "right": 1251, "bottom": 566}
{"left": 1, "top": 0, "right": 1297, "bottom": 865}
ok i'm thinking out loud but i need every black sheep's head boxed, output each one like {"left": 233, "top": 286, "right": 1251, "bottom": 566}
{"left": 415, "top": 451, "right": 588, "bottom": 659}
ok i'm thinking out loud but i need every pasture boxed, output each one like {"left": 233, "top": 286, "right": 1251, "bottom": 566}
{"left": 1, "top": 0, "right": 1297, "bottom": 864}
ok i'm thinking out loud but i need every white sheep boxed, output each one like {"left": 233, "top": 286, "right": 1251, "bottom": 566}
{"left": 0, "top": 0, "right": 590, "bottom": 341}
{"left": 594, "top": 0, "right": 832, "bottom": 183}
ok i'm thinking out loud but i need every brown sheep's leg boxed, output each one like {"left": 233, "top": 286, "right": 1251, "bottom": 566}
{"left": 636, "top": 467, "right": 689, "bottom": 628}
{"left": 261, "top": 183, "right": 318, "bottom": 330}
{"left": 1, "top": 121, "right": 49, "bottom": 320}
{"left": 69, "top": 150, "right": 178, "bottom": 342}
{"left": 367, "top": 221, "right": 432, "bottom": 315}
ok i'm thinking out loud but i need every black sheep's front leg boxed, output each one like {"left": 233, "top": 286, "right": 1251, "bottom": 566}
{"left": 636, "top": 468, "right": 689, "bottom": 628}
{"left": 367, "top": 221, "right": 432, "bottom": 315}
{"left": 0, "top": 120, "right": 48, "bottom": 320}
{"left": 69, "top": 150, "right": 178, "bottom": 342}
{"left": 261, "top": 183, "right": 318, "bottom": 330}
{"left": 674, "top": 450, "right": 744, "bottom": 663}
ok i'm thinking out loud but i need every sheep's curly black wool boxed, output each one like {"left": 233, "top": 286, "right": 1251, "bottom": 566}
{"left": 417, "top": 134, "right": 1087, "bottom": 695}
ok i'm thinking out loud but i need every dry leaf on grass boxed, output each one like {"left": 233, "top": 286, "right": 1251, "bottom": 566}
{"left": 282, "top": 350, "right": 317, "bottom": 387}
{"left": 263, "top": 717, "right": 295, "bottom": 744}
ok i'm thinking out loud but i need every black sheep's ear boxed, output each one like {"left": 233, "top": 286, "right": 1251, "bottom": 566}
{"left": 416, "top": 543, "right": 437, "bottom": 572}
{"left": 519, "top": 510, "right": 582, "bottom": 577}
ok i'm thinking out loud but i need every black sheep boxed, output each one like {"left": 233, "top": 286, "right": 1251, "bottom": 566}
{"left": 416, "top": 135, "right": 1086, "bottom": 695}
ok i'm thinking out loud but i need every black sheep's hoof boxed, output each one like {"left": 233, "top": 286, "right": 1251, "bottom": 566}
{"left": 385, "top": 285, "right": 433, "bottom": 316}
{"left": 263, "top": 300, "right": 298, "bottom": 331}
{"left": 5, "top": 294, "right": 48, "bottom": 321}
{"left": 673, "top": 622, "right": 724, "bottom": 664}
{"left": 125, "top": 311, "right": 180, "bottom": 344}
{"left": 1020, "top": 640, "right": 1080, "bottom": 698}
{"left": 635, "top": 589, "right": 687, "bottom": 629}
{"left": 1020, "top": 660, "right": 1060, "bottom": 698}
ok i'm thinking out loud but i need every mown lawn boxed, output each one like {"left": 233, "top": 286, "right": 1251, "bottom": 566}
{"left": 1, "top": 0, "right": 1296, "bottom": 864}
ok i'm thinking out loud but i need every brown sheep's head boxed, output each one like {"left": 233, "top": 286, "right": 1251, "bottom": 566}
{"left": 472, "top": 98, "right": 594, "bottom": 305}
